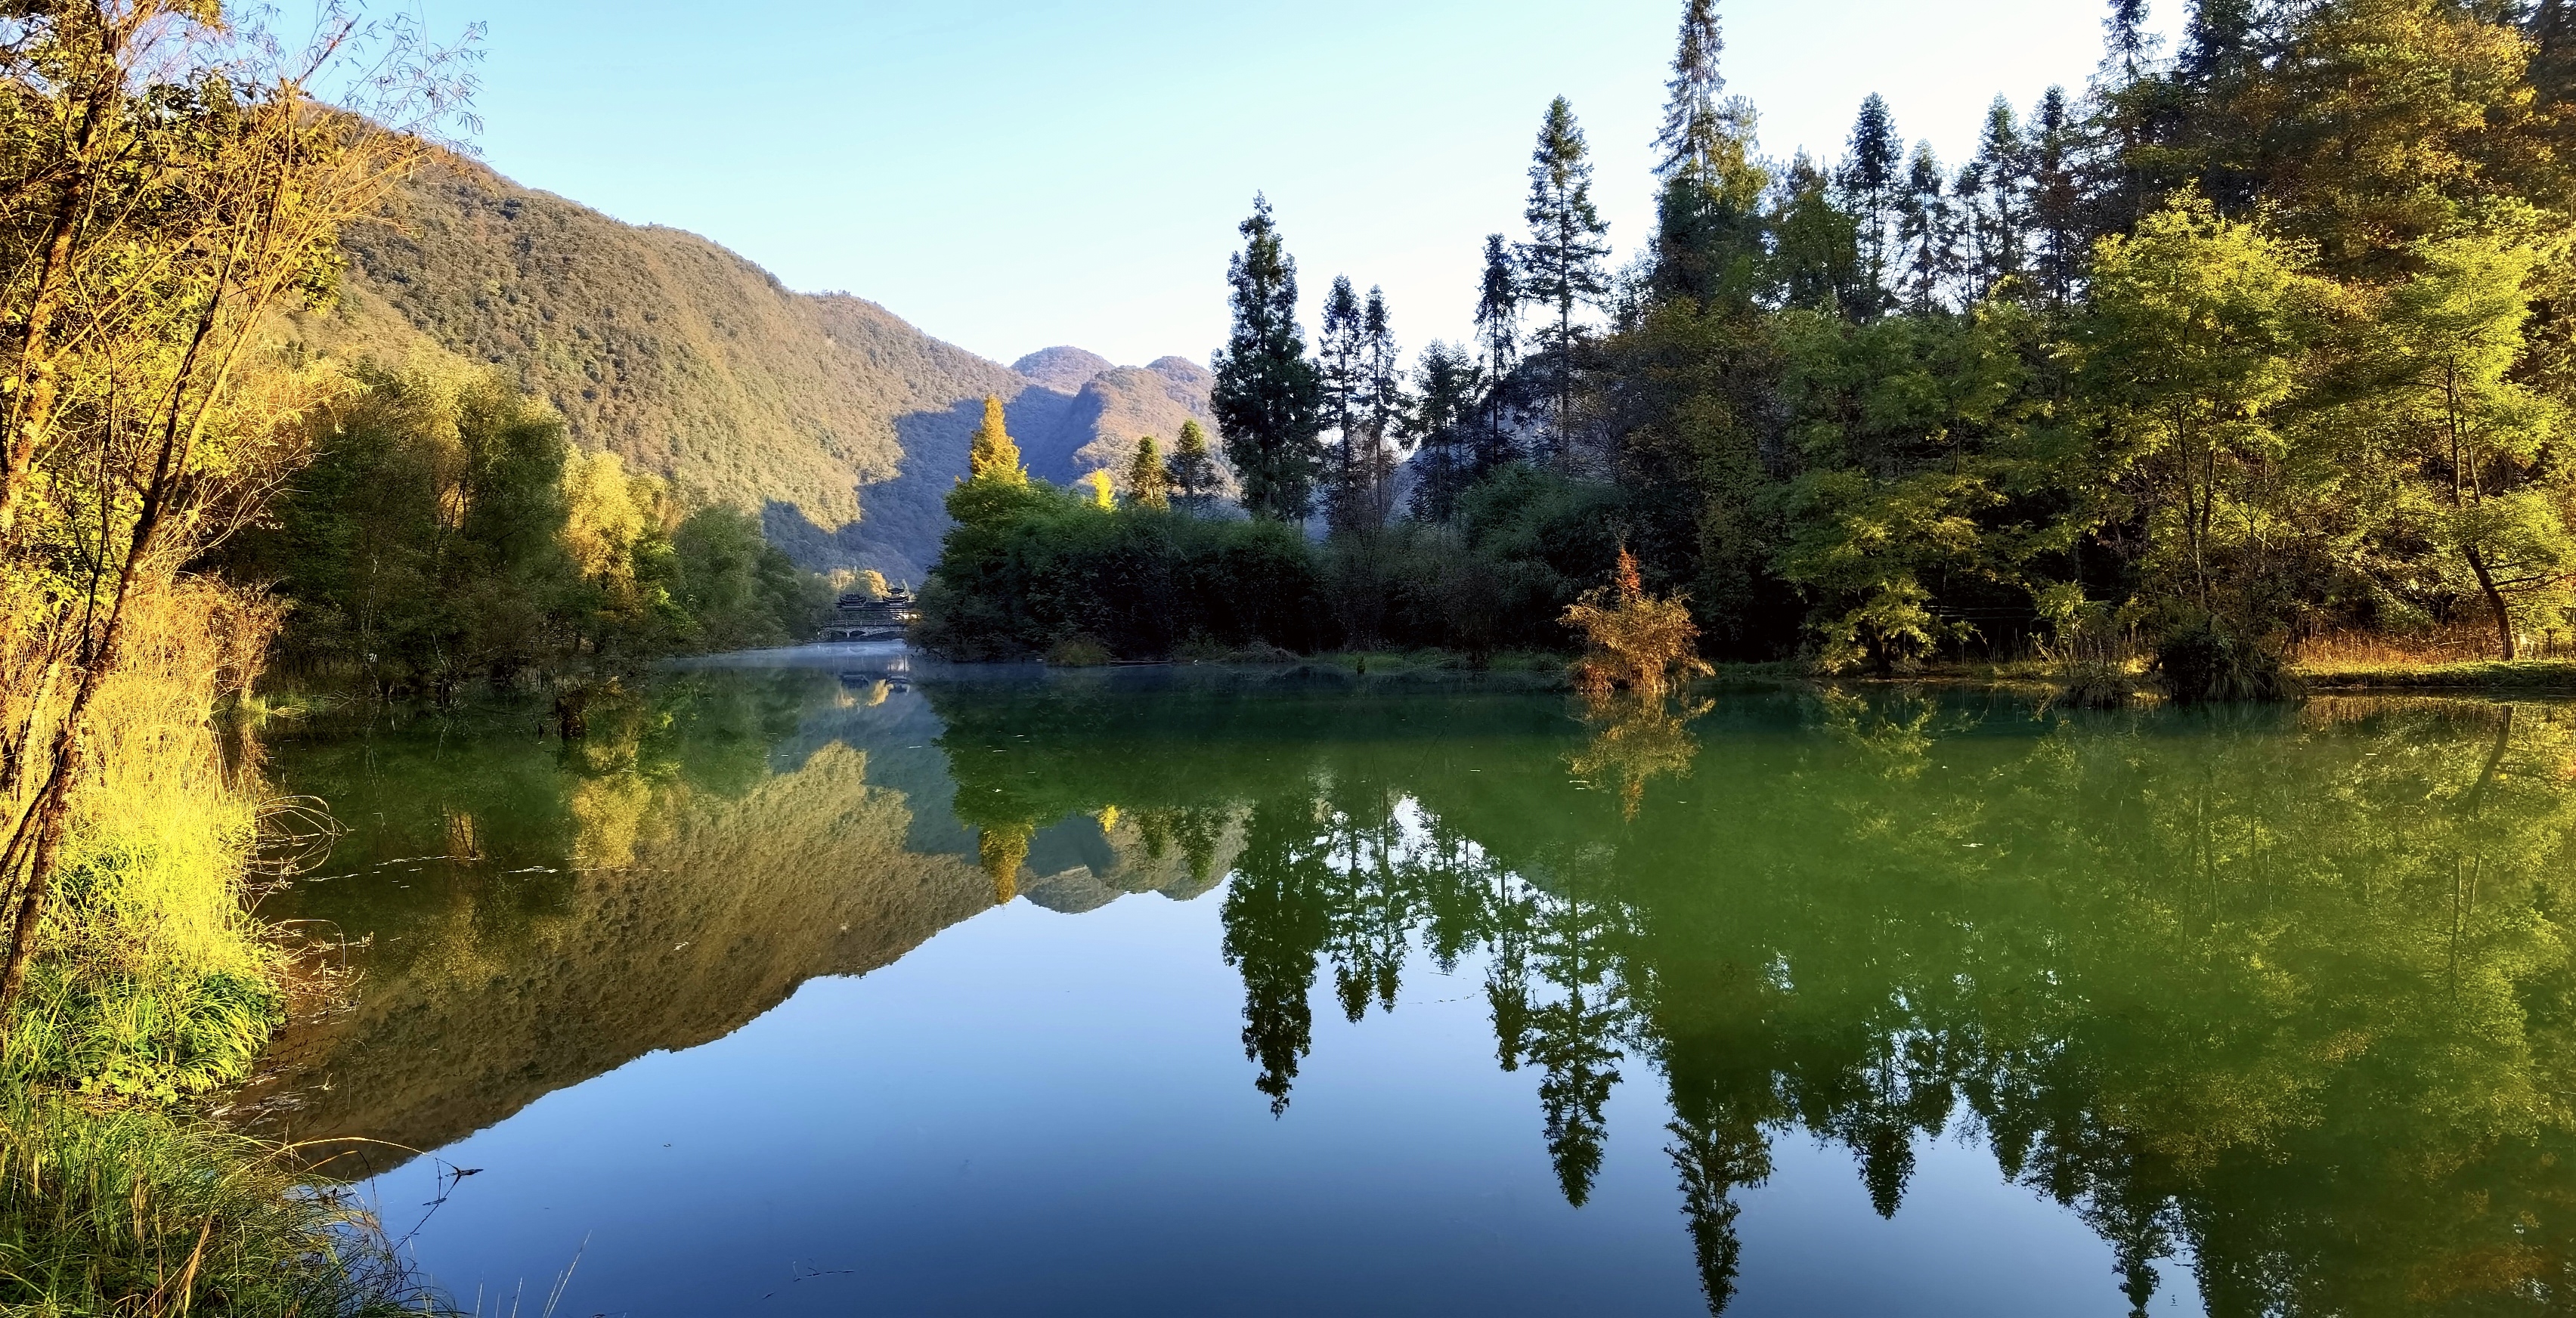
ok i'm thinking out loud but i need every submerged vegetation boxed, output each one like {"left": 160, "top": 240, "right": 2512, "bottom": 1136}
{"left": 924, "top": 0, "right": 2576, "bottom": 701}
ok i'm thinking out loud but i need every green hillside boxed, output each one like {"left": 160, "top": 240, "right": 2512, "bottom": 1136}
{"left": 305, "top": 152, "right": 1222, "bottom": 582}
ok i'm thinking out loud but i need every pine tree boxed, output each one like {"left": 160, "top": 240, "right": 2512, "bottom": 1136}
{"left": 1897, "top": 143, "right": 1953, "bottom": 314}
{"left": 1361, "top": 286, "right": 1404, "bottom": 527}
{"left": 1519, "top": 97, "right": 1611, "bottom": 463}
{"left": 1770, "top": 152, "right": 1868, "bottom": 314}
{"left": 1965, "top": 97, "right": 2029, "bottom": 295}
{"left": 1474, "top": 234, "right": 1521, "bottom": 468}
{"left": 1654, "top": 0, "right": 1728, "bottom": 181}
{"left": 1407, "top": 340, "right": 1481, "bottom": 522}
{"left": 1209, "top": 194, "right": 1324, "bottom": 521}
{"left": 1839, "top": 94, "right": 1903, "bottom": 304}
{"left": 966, "top": 394, "right": 1026, "bottom": 484}
{"left": 1166, "top": 418, "right": 1221, "bottom": 511}
{"left": 1318, "top": 274, "right": 1367, "bottom": 531}
{"left": 1650, "top": 0, "right": 1768, "bottom": 306}
{"left": 2104, "top": 0, "right": 2154, "bottom": 83}
{"left": 2029, "top": 87, "right": 2083, "bottom": 306}
{"left": 1127, "top": 436, "right": 1172, "bottom": 510}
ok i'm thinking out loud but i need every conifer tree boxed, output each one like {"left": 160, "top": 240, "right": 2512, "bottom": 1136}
{"left": 1407, "top": 341, "right": 1481, "bottom": 522}
{"left": 1519, "top": 97, "right": 1611, "bottom": 463}
{"left": 1897, "top": 143, "right": 1953, "bottom": 314}
{"left": 2028, "top": 87, "right": 2084, "bottom": 305}
{"left": 1649, "top": 0, "right": 1768, "bottom": 306}
{"left": 1210, "top": 194, "right": 1324, "bottom": 520}
{"left": 966, "top": 394, "right": 1026, "bottom": 484}
{"left": 1166, "top": 419, "right": 1221, "bottom": 511}
{"left": 1127, "top": 436, "right": 1172, "bottom": 510}
{"left": 1654, "top": 0, "right": 1729, "bottom": 180}
{"left": 1319, "top": 274, "right": 1367, "bottom": 531}
{"left": 1839, "top": 94, "right": 1903, "bottom": 303}
{"left": 1474, "top": 234, "right": 1522, "bottom": 467}
{"left": 1965, "top": 97, "right": 2030, "bottom": 295}
{"left": 1361, "top": 286, "right": 1404, "bottom": 524}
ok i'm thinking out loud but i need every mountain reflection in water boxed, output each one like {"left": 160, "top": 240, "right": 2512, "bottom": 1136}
{"left": 249, "top": 667, "right": 2576, "bottom": 1316}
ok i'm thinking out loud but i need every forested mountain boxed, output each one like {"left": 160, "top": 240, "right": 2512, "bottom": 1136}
{"left": 302, "top": 153, "right": 1214, "bottom": 581}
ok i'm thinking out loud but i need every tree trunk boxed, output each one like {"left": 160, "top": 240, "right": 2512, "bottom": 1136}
{"left": 2466, "top": 546, "right": 2516, "bottom": 659}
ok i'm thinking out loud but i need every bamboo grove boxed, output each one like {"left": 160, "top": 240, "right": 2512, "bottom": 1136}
{"left": 924, "top": 0, "right": 2576, "bottom": 698}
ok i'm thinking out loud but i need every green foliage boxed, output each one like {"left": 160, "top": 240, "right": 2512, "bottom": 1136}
{"left": 0, "top": 1089, "right": 435, "bottom": 1316}
{"left": 1209, "top": 196, "right": 1324, "bottom": 521}
{"left": 222, "top": 357, "right": 826, "bottom": 691}
{"left": 920, "top": 479, "right": 1333, "bottom": 659}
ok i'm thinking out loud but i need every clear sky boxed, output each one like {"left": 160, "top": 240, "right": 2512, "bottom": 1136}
{"left": 392, "top": 0, "right": 2173, "bottom": 370}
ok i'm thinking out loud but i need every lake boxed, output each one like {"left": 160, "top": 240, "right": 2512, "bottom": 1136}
{"left": 236, "top": 650, "right": 2576, "bottom": 1316}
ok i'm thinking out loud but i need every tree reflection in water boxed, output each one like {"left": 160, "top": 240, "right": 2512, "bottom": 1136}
{"left": 936, "top": 683, "right": 2576, "bottom": 1317}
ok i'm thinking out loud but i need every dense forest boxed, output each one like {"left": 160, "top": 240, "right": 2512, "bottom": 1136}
{"left": 924, "top": 0, "right": 2576, "bottom": 699}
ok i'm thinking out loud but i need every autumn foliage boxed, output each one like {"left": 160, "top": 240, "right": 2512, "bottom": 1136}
{"left": 1562, "top": 549, "right": 1712, "bottom": 696}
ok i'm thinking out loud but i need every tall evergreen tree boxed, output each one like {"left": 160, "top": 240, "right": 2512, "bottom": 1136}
{"left": 1361, "top": 286, "right": 1404, "bottom": 526}
{"left": 1770, "top": 152, "right": 1869, "bottom": 314}
{"left": 1166, "top": 418, "right": 1222, "bottom": 512}
{"left": 1519, "top": 96, "right": 1612, "bottom": 463}
{"left": 1654, "top": 0, "right": 1728, "bottom": 180}
{"left": 1126, "top": 436, "right": 1172, "bottom": 510}
{"left": 1839, "top": 94, "right": 1904, "bottom": 305}
{"left": 2028, "top": 86, "right": 2084, "bottom": 305}
{"left": 1319, "top": 274, "right": 1367, "bottom": 531}
{"left": 1210, "top": 195, "right": 1324, "bottom": 521}
{"left": 1407, "top": 340, "right": 1481, "bottom": 523}
{"left": 1964, "top": 97, "right": 2030, "bottom": 295}
{"left": 1897, "top": 143, "right": 1954, "bottom": 314}
{"left": 1650, "top": 0, "right": 1768, "bottom": 306}
{"left": 1474, "top": 234, "right": 1522, "bottom": 467}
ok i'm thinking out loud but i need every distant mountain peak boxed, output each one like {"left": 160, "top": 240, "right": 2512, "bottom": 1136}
{"left": 1012, "top": 346, "right": 1116, "bottom": 393}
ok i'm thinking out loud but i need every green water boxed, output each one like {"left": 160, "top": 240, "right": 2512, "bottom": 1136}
{"left": 246, "top": 664, "right": 2576, "bottom": 1316}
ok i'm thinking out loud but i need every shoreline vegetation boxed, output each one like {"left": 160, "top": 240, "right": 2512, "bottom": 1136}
{"left": 915, "top": 0, "right": 2576, "bottom": 721}
{"left": 0, "top": 5, "right": 826, "bottom": 1313}
{"left": 0, "top": 0, "right": 2572, "bottom": 1312}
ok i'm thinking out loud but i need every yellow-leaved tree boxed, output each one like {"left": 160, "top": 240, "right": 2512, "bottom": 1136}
{"left": 966, "top": 394, "right": 1026, "bottom": 484}
{"left": 1563, "top": 548, "right": 1712, "bottom": 696}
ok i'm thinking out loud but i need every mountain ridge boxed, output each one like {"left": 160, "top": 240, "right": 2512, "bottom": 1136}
{"left": 306, "top": 152, "right": 1218, "bottom": 582}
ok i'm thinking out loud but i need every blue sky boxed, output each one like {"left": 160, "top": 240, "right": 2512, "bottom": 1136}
{"left": 389, "top": 0, "right": 2175, "bottom": 370}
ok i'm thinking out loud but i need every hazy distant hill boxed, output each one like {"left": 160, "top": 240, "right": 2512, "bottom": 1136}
{"left": 308, "top": 153, "right": 1222, "bottom": 583}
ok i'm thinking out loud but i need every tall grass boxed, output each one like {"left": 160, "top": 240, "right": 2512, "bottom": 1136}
{"left": 0, "top": 582, "right": 429, "bottom": 1316}
{"left": 0, "top": 1087, "right": 433, "bottom": 1316}
{"left": 2, "top": 581, "right": 289, "bottom": 1100}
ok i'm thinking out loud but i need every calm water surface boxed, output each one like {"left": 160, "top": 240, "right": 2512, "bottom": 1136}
{"left": 240, "top": 653, "right": 2576, "bottom": 1316}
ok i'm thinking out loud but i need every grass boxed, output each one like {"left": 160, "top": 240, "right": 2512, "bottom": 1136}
{"left": 0, "top": 1088, "right": 433, "bottom": 1316}
{"left": 0, "top": 581, "right": 432, "bottom": 1314}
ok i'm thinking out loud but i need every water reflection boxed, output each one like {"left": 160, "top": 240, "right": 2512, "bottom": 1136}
{"left": 253, "top": 673, "right": 2576, "bottom": 1316}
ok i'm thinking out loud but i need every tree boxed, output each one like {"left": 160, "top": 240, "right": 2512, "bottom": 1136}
{"left": 1320, "top": 274, "right": 1368, "bottom": 532}
{"left": 1127, "top": 436, "right": 1173, "bottom": 511}
{"left": 1897, "top": 143, "right": 1955, "bottom": 314}
{"left": 2372, "top": 236, "right": 2571, "bottom": 657}
{"left": 1519, "top": 97, "right": 1612, "bottom": 463}
{"left": 1167, "top": 419, "right": 1223, "bottom": 511}
{"left": 0, "top": 1, "right": 465, "bottom": 1019}
{"left": 1650, "top": 0, "right": 1769, "bottom": 307}
{"left": 1654, "top": 0, "right": 1729, "bottom": 180}
{"left": 967, "top": 394, "right": 1026, "bottom": 484}
{"left": 1407, "top": 342, "right": 1482, "bottom": 523}
{"left": 2079, "top": 193, "right": 2327, "bottom": 688}
{"left": 1840, "top": 94, "right": 1904, "bottom": 302}
{"left": 1474, "top": 234, "right": 1522, "bottom": 467}
{"left": 1962, "top": 97, "right": 2030, "bottom": 295}
{"left": 1360, "top": 286, "right": 1404, "bottom": 528}
{"left": 1210, "top": 195, "right": 1324, "bottom": 521}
